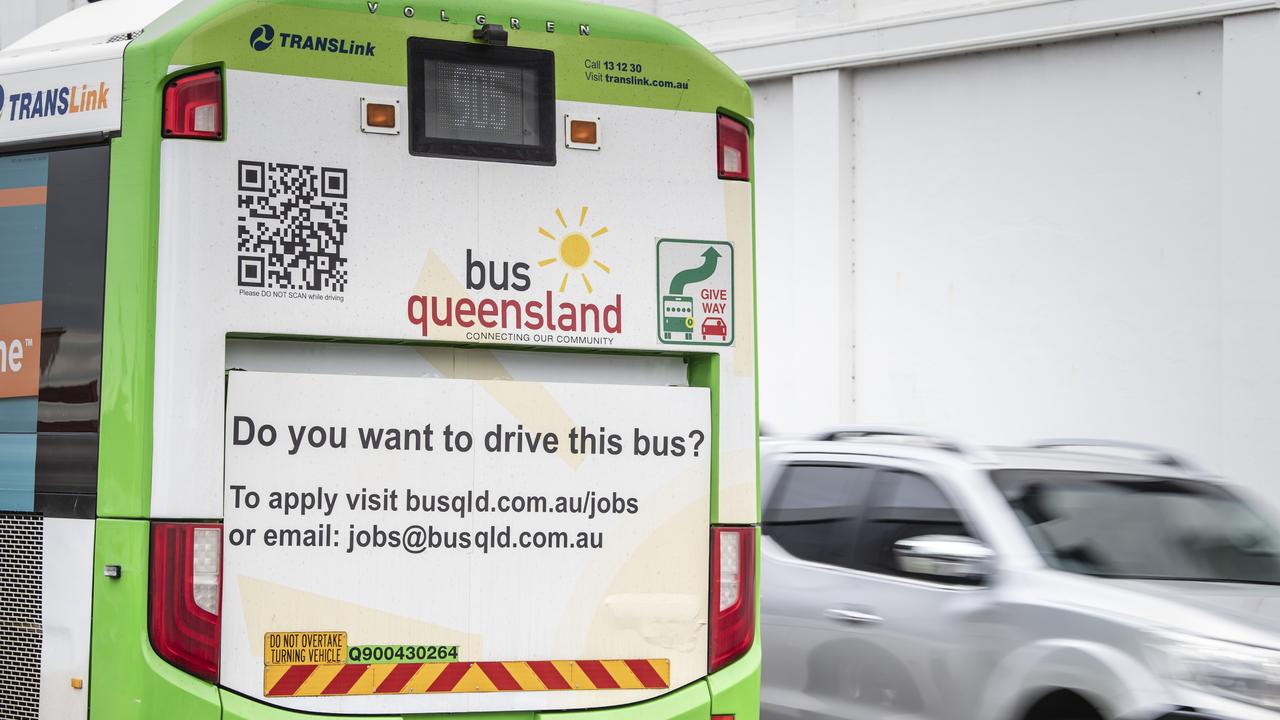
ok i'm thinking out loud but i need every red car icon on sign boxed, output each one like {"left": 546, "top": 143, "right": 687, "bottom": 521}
{"left": 701, "top": 317, "right": 728, "bottom": 341}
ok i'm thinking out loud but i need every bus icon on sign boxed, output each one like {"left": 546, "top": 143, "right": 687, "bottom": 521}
{"left": 662, "top": 295, "right": 695, "bottom": 341}
{"left": 656, "top": 239, "right": 734, "bottom": 346}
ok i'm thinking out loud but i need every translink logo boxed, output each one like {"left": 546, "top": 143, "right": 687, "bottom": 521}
{"left": 1, "top": 80, "right": 110, "bottom": 122}
{"left": 249, "top": 24, "right": 275, "bottom": 51}
{"left": 249, "top": 23, "right": 375, "bottom": 57}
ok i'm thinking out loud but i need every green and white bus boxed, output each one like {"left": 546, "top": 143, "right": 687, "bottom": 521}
{"left": 0, "top": 0, "right": 759, "bottom": 718}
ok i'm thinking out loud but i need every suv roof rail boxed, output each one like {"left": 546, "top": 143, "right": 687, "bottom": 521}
{"left": 816, "top": 425, "right": 976, "bottom": 456}
{"left": 1027, "top": 438, "right": 1201, "bottom": 472}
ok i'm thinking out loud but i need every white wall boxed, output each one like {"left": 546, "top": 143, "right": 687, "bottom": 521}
{"left": 602, "top": 0, "right": 1040, "bottom": 46}
{"left": 737, "top": 5, "right": 1280, "bottom": 501}
{"left": 751, "top": 77, "right": 798, "bottom": 432}
{"left": 755, "top": 70, "right": 856, "bottom": 432}
{"left": 1219, "top": 11, "right": 1280, "bottom": 492}
{"left": 850, "top": 23, "right": 1224, "bottom": 459}
{"left": 0, "top": 0, "right": 85, "bottom": 49}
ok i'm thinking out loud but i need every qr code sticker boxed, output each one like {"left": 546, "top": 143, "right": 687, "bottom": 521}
{"left": 237, "top": 160, "right": 349, "bottom": 292}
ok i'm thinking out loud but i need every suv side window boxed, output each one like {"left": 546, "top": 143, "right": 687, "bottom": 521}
{"left": 855, "top": 470, "right": 973, "bottom": 581}
{"left": 763, "top": 464, "right": 875, "bottom": 570}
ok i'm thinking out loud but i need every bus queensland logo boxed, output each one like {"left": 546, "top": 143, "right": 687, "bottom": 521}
{"left": 406, "top": 207, "right": 623, "bottom": 346}
{"left": 249, "top": 22, "right": 375, "bottom": 57}
{"left": 249, "top": 24, "right": 275, "bottom": 51}
{"left": 535, "top": 206, "right": 612, "bottom": 294}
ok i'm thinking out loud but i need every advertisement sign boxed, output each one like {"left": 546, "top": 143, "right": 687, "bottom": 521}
{"left": 221, "top": 371, "right": 711, "bottom": 713}
{"left": 0, "top": 153, "right": 47, "bottom": 511}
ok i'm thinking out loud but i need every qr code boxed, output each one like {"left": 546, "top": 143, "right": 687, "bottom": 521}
{"left": 236, "top": 160, "right": 349, "bottom": 292}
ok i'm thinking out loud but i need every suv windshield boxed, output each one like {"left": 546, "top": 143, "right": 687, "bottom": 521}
{"left": 991, "top": 470, "right": 1280, "bottom": 584}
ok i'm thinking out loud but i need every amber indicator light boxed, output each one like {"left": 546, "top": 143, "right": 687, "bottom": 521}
{"left": 366, "top": 102, "right": 397, "bottom": 128}
{"left": 569, "top": 120, "right": 598, "bottom": 145}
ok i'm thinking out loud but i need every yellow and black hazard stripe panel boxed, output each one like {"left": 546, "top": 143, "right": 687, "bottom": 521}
{"left": 264, "top": 659, "right": 671, "bottom": 698}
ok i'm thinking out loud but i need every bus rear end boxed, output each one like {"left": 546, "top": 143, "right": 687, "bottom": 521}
{"left": 50, "top": 1, "right": 762, "bottom": 719}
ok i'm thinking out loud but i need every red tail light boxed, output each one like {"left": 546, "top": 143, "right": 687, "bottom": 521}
{"left": 150, "top": 522, "right": 222, "bottom": 682}
{"left": 162, "top": 69, "right": 223, "bottom": 140}
{"left": 710, "top": 525, "right": 756, "bottom": 672}
{"left": 716, "top": 114, "right": 750, "bottom": 181}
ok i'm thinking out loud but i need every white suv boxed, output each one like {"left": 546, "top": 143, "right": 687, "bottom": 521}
{"left": 760, "top": 428, "right": 1280, "bottom": 720}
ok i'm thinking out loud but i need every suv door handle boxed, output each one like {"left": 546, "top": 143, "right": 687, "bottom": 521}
{"left": 824, "top": 608, "right": 883, "bottom": 625}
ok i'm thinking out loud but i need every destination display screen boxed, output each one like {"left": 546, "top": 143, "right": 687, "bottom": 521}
{"left": 407, "top": 38, "right": 556, "bottom": 165}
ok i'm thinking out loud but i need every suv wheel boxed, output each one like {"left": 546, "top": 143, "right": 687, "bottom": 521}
{"left": 1024, "top": 689, "right": 1105, "bottom": 720}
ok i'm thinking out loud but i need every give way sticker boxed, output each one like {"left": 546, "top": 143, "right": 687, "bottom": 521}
{"left": 655, "top": 239, "right": 733, "bottom": 346}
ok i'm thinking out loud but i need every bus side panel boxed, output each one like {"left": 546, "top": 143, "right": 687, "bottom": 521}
{"left": 707, "top": 611, "right": 761, "bottom": 719}
{"left": 708, "top": 649, "right": 760, "bottom": 720}
{"left": 88, "top": 519, "right": 220, "bottom": 719}
{"left": 714, "top": 177, "right": 759, "bottom": 526}
{"left": 39, "top": 518, "right": 94, "bottom": 718}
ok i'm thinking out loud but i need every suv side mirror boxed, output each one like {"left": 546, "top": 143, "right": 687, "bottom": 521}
{"left": 894, "top": 535, "right": 994, "bottom": 583}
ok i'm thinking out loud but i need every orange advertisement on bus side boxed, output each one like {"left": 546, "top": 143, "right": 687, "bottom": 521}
{"left": 0, "top": 301, "right": 41, "bottom": 399}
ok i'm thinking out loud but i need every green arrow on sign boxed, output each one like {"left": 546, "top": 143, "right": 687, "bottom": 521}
{"left": 668, "top": 247, "right": 721, "bottom": 295}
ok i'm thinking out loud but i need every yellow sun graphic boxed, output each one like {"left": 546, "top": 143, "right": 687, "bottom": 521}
{"left": 538, "top": 206, "right": 611, "bottom": 293}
